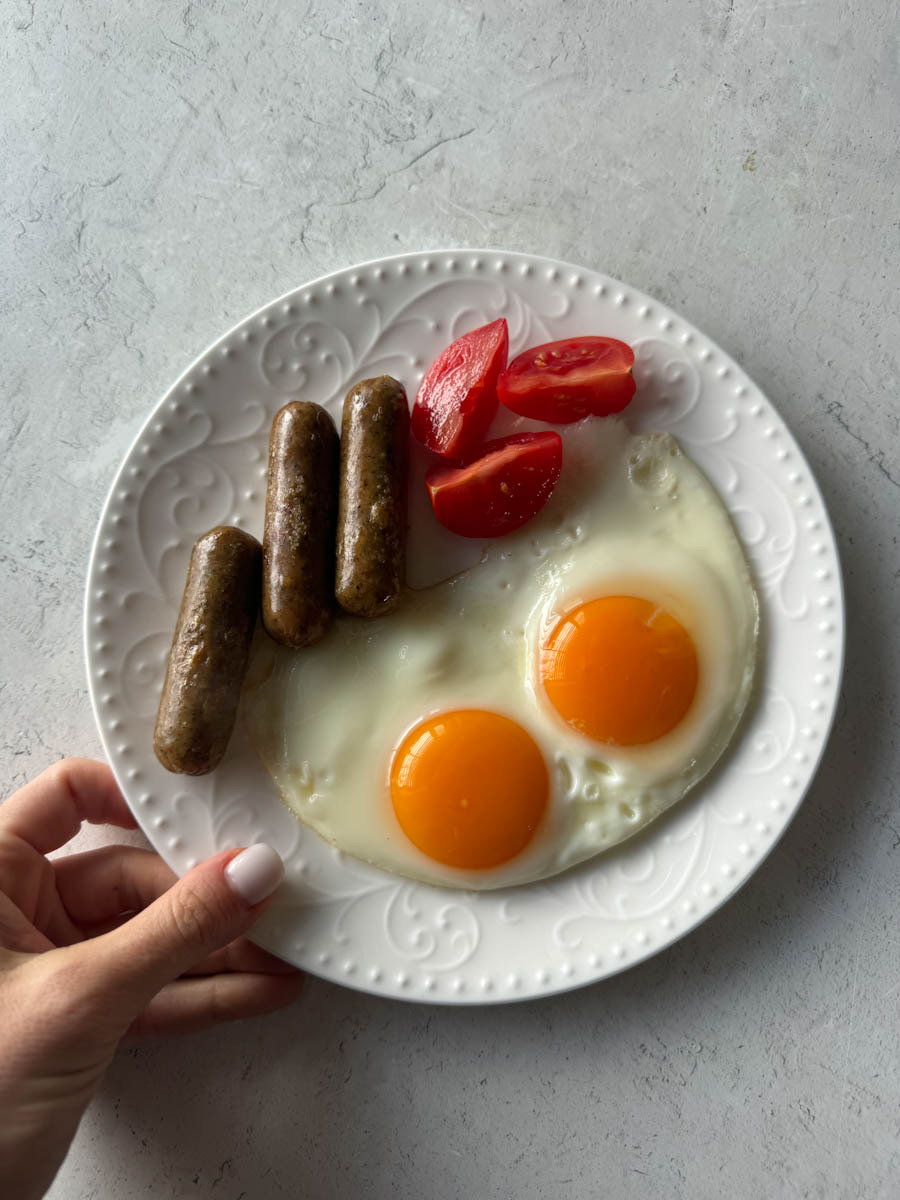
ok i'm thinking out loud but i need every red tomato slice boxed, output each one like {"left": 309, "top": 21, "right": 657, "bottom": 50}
{"left": 426, "top": 432, "right": 563, "bottom": 538}
{"left": 498, "top": 336, "right": 636, "bottom": 423}
{"left": 412, "top": 318, "right": 509, "bottom": 462}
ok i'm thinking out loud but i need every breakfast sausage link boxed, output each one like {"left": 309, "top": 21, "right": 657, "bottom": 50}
{"left": 335, "top": 375, "right": 410, "bottom": 617}
{"left": 154, "top": 525, "right": 262, "bottom": 776}
{"left": 263, "top": 400, "right": 339, "bottom": 647}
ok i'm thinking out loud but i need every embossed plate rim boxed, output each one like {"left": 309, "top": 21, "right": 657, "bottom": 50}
{"left": 84, "top": 248, "right": 845, "bottom": 1004}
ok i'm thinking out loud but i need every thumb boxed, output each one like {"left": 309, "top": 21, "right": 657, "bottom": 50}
{"left": 76, "top": 843, "right": 284, "bottom": 1020}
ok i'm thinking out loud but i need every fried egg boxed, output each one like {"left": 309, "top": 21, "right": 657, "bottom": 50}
{"left": 244, "top": 417, "right": 758, "bottom": 889}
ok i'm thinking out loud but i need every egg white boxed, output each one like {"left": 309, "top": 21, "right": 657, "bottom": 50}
{"left": 244, "top": 417, "right": 759, "bottom": 889}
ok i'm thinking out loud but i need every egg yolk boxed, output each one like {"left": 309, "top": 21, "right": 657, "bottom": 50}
{"left": 390, "top": 710, "right": 548, "bottom": 869}
{"left": 541, "top": 595, "right": 698, "bottom": 746}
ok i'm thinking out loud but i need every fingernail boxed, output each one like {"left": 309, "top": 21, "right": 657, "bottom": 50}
{"left": 225, "top": 843, "right": 284, "bottom": 905}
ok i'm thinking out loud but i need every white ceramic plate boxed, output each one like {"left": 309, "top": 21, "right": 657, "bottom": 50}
{"left": 84, "top": 249, "right": 844, "bottom": 1004}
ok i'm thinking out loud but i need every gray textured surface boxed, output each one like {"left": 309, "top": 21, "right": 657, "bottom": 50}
{"left": 2, "top": 2, "right": 898, "bottom": 1197}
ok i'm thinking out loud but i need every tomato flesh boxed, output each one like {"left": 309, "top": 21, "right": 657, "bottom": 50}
{"left": 498, "top": 336, "right": 635, "bottom": 423}
{"left": 426, "top": 432, "right": 563, "bottom": 538}
{"left": 412, "top": 318, "right": 509, "bottom": 461}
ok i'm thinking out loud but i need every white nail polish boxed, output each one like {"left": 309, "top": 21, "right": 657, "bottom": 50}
{"left": 225, "top": 843, "right": 284, "bottom": 905}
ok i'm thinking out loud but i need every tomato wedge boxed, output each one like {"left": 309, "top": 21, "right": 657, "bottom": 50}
{"left": 412, "top": 318, "right": 509, "bottom": 462}
{"left": 426, "top": 432, "right": 563, "bottom": 538}
{"left": 497, "top": 336, "right": 635, "bottom": 423}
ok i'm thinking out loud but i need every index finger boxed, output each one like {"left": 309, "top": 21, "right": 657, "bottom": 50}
{"left": 0, "top": 758, "right": 137, "bottom": 853}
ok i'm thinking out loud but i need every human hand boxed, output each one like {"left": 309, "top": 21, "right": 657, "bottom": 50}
{"left": 0, "top": 758, "right": 302, "bottom": 1200}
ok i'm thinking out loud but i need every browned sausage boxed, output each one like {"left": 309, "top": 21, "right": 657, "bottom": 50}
{"left": 154, "top": 525, "right": 262, "bottom": 775}
{"left": 262, "top": 401, "right": 339, "bottom": 647}
{"left": 335, "top": 375, "right": 409, "bottom": 617}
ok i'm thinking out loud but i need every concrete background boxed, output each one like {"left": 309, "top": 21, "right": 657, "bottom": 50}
{"left": 2, "top": 1, "right": 898, "bottom": 1196}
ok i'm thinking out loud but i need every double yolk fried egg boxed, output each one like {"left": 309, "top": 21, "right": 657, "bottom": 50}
{"left": 245, "top": 417, "right": 759, "bottom": 890}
